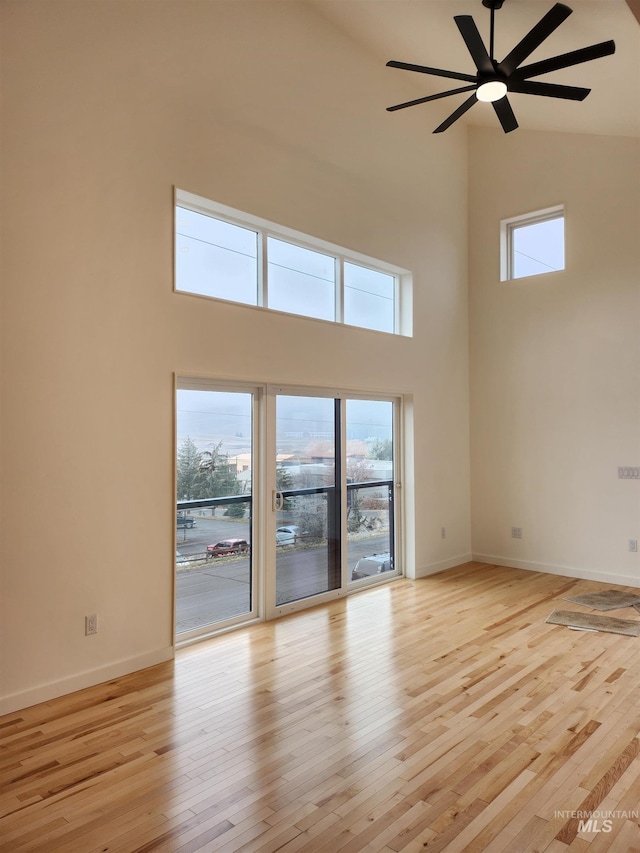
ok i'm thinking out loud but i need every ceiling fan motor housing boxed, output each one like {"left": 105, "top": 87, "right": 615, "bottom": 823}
{"left": 482, "top": 0, "right": 505, "bottom": 8}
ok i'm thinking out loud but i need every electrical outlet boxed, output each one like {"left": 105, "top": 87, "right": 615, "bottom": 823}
{"left": 441, "top": 527, "right": 446, "bottom": 539}
{"left": 511, "top": 527, "right": 523, "bottom": 539}
{"left": 629, "top": 540, "right": 638, "bottom": 553}
{"left": 85, "top": 614, "right": 98, "bottom": 635}
{"left": 618, "top": 467, "right": 640, "bottom": 479}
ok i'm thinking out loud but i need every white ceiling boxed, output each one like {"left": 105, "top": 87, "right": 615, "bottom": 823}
{"left": 311, "top": 0, "right": 640, "bottom": 137}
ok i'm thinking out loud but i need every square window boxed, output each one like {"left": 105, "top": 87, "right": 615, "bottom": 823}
{"left": 501, "top": 206, "right": 565, "bottom": 281}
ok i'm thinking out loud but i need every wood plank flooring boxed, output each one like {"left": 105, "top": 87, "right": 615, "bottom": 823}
{"left": 2, "top": 562, "right": 640, "bottom": 852}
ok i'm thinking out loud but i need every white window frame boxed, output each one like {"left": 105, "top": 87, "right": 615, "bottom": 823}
{"left": 500, "top": 204, "right": 565, "bottom": 282}
{"left": 175, "top": 188, "right": 413, "bottom": 336}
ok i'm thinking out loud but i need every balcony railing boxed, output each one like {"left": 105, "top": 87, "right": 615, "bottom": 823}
{"left": 176, "top": 479, "right": 394, "bottom": 568}
{"left": 175, "top": 481, "right": 395, "bottom": 632}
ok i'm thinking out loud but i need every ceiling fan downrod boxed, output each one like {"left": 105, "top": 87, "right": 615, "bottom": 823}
{"left": 483, "top": 0, "right": 505, "bottom": 60}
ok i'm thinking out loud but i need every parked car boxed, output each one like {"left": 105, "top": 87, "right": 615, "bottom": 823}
{"left": 206, "top": 538, "right": 250, "bottom": 558}
{"left": 351, "top": 552, "right": 392, "bottom": 581}
{"left": 177, "top": 513, "right": 196, "bottom": 529}
{"left": 276, "top": 529, "right": 296, "bottom": 546}
{"left": 276, "top": 525, "right": 306, "bottom": 544}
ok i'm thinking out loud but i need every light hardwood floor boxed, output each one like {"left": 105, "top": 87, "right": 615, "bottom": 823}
{"left": 2, "top": 562, "right": 640, "bottom": 852}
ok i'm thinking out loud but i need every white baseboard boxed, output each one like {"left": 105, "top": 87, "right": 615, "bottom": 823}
{"left": 414, "top": 552, "right": 473, "bottom": 578}
{"left": 472, "top": 553, "right": 640, "bottom": 589}
{"left": 5, "top": 555, "right": 635, "bottom": 715}
{"left": 0, "top": 647, "right": 174, "bottom": 716}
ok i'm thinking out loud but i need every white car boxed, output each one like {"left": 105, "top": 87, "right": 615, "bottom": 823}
{"left": 276, "top": 525, "right": 304, "bottom": 544}
{"left": 351, "top": 552, "right": 392, "bottom": 581}
{"left": 276, "top": 529, "right": 296, "bottom": 546}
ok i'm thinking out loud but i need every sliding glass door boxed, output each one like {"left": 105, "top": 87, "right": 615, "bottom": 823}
{"left": 269, "top": 391, "right": 399, "bottom": 615}
{"left": 176, "top": 381, "right": 400, "bottom": 641}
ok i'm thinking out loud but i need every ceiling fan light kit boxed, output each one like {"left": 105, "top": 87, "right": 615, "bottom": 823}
{"left": 476, "top": 79, "right": 508, "bottom": 102}
{"left": 386, "top": 1, "right": 616, "bottom": 133}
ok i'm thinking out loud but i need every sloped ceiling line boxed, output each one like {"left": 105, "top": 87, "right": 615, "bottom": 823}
{"left": 625, "top": 0, "right": 640, "bottom": 25}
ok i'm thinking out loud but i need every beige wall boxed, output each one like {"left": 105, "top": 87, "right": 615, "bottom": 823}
{"left": 0, "top": 1, "right": 470, "bottom": 713}
{"left": 469, "top": 127, "right": 640, "bottom": 584}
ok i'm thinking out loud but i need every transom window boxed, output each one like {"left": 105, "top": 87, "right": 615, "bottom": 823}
{"left": 501, "top": 205, "right": 565, "bottom": 281}
{"left": 175, "top": 206, "right": 258, "bottom": 305}
{"left": 267, "top": 237, "right": 335, "bottom": 322}
{"left": 175, "top": 189, "right": 411, "bottom": 336}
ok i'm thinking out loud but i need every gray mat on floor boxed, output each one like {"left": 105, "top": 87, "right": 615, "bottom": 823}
{"left": 563, "top": 590, "right": 640, "bottom": 611}
{"left": 546, "top": 609, "right": 640, "bottom": 636}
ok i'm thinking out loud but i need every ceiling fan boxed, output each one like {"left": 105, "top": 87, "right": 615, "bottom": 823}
{"left": 386, "top": 0, "right": 616, "bottom": 133}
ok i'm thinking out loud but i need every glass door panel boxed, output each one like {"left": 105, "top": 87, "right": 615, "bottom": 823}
{"left": 275, "top": 395, "right": 340, "bottom": 605}
{"left": 175, "top": 388, "right": 254, "bottom": 636}
{"left": 346, "top": 399, "right": 395, "bottom": 584}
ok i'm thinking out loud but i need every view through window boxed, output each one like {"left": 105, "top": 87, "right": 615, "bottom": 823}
{"left": 501, "top": 206, "right": 565, "bottom": 281}
{"left": 176, "top": 388, "right": 254, "bottom": 635}
{"left": 175, "top": 189, "right": 411, "bottom": 335}
{"left": 345, "top": 399, "right": 394, "bottom": 583}
{"left": 176, "top": 385, "right": 399, "bottom": 637}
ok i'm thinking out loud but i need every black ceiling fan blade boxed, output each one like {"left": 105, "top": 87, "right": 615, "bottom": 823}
{"left": 514, "top": 40, "right": 616, "bottom": 80}
{"left": 386, "top": 60, "right": 476, "bottom": 83}
{"left": 508, "top": 79, "right": 590, "bottom": 101}
{"left": 454, "top": 15, "right": 494, "bottom": 75}
{"left": 433, "top": 94, "right": 477, "bottom": 133}
{"left": 387, "top": 85, "right": 477, "bottom": 112}
{"left": 492, "top": 96, "right": 518, "bottom": 133}
{"left": 497, "top": 3, "right": 572, "bottom": 77}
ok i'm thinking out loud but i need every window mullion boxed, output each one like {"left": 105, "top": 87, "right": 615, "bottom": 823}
{"left": 336, "top": 257, "right": 344, "bottom": 324}
{"left": 259, "top": 230, "right": 268, "bottom": 308}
